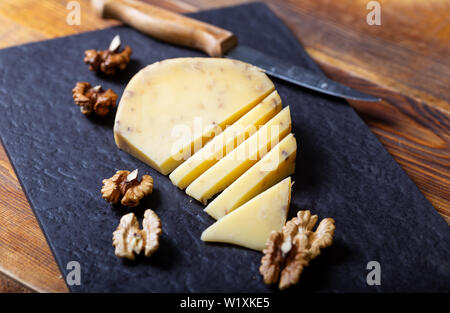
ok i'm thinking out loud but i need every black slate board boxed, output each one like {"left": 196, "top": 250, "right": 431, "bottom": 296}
{"left": 0, "top": 3, "right": 448, "bottom": 292}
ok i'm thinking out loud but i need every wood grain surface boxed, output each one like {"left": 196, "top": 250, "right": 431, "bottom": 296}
{"left": 0, "top": 0, "right": 448, "bottom": 293}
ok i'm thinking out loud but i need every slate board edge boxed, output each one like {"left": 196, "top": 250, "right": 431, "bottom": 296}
{"left": 0, "top": 135, "right": 71, "bottom": 292}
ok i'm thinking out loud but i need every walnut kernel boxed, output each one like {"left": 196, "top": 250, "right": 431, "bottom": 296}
{"left": 84, "top": 35, "right": 132, "bottom": 75}
{"left": 101, "top": 169, "right": 153, "bottom": 207}
{"left": 142, "top": 209, "right": 162, "bottom": 257}
{"left": 112, "top": 209, "right": 162, "bottom": 260}
{"left": 112, "top": 212, "right": 145, "bottom": 260}
{"left": 260, "top": 210, "right": 335, "bottom": 290}
{"left": 72, "top": 82, "right": 117, "bottom": 116}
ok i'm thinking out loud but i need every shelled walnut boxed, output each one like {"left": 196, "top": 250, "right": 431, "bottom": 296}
{"left": 112, "top": 209, "right": 162, "bottom": 260}
{"left": 72, "top": 82, "right": 117, "bottom": 116}
{"left": 142, "top": 209, "right": 162, "bottom": 257}
{"left": 101, "top": 169, "right": 153, "bottom": 207}
{"left": 260, "top": 210, "right": 335, "bottom": 290}
{"left": 84, "top": 35, "right": 132, "bottom": 75}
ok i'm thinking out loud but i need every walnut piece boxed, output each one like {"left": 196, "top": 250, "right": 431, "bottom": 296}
{"left": 84, "top": 35, "right": 132, "bottom": 75}
{"left": 72, "top": 82, "right": 117, "bottom": 116}
{"left": 112, "top": 209, "right": 162, "bottom": 260}
{"left": 142, "top": 209, "right": 162, "bottom": 257}
{"left": 260, "top": 210, "right": 335, "bottom": 290}
{"left": 101, "top": 169, "right": 153, "bottom": 207}
{"left": 112, "top": 212, "right": 144, "bottom": 260}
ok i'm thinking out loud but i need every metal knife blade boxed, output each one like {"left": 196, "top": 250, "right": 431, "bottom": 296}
{"left": 227, "top": 45, "right": 380, "bottom": 102}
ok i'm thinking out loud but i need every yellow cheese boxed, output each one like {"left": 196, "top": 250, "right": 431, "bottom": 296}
{"left": 169, "top": 91, "right": 282, "bottom": 189}
{"left": 186, "top": 106, "right": 292, "bottom": 204}
{"left": 205, "top": 133, "right": 296, "bottom": 220}
{"left": 201, "top": 177, "right": 291, "bottom": 251}
{"left": 114, "top": 58, "right": 274, "bottom": 175}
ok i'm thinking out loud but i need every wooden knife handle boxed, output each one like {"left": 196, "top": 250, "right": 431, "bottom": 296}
{"left": 91, "top": 0, "right": 237, "bottom": 57}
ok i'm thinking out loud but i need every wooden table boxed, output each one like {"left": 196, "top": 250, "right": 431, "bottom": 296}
{"left": 0, "top": 0, "right": 448, "bottom": 293}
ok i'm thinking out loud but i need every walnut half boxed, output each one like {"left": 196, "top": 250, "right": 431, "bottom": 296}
{"left": 72, "top": 82, "right": 117, "bottom": 116}
{"left": 101, "top": 169, "right": 153, "bottom": 207}
{"left": 84, "top": 35, "right": 132, "bottom": 75}
{"left": 112, "top": 209, "right": 162, "bottom": 260}
{"left": 260, "top": 210, "right": 335, "bottom": 290}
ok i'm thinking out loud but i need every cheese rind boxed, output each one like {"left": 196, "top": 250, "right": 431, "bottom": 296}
{"left": 169, "top": 91, "right": 282, "bottom": 189}
{"left": 186, "top": 106, "right": 292, "bottom": 204}
{"left": 201, "top": 177, "right": 291, "bottom": 251}
{"left": 205, "top": 133, "right": 296, "bottom": 220}
{"left": 114, "top": 58, "right": 275, "bottom": 175}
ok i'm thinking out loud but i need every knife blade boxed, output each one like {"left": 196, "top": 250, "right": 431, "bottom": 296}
{"left": 92, "top": 0, "right": 380, "bottom": 102}
{"left": 227, "top": 45, "right": 380, "bottom": 102}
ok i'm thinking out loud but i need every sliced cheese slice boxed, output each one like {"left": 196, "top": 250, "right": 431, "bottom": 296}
{"left": 169, "top": 91, "right": 282, "bottom": 189}
{"left": 205, "top": 133, "right": 296, "bottom": 220}
{"left": 186, "top": 106, "right": 292, "bottom": 204}
{"left": 201, "top": 177, "right": 292, "bottom": 251}
{"left": 114, "top": 58, "right": 275, "bottom": 175}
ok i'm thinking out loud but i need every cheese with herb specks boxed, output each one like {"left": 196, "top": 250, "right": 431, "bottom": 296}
{"left": 201, "top": 177, "right": 292, "bottom": 251}
{"left": 205, "top": 133, "right": 296, "bottom": 220}
{"left": 169, "top": 91, "right": 282, "bottom": 189}
{"left": 186, "top": 107, "right": 291, "bottom": 204}
{"left": 114, "top": 58, "right": 274, "bottom": 175}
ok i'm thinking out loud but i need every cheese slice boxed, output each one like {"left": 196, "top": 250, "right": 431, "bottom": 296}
{"left": 201, "top": 177, "right": 291, "bottom": 251}
{"left": 169, "top": 91, "right": 282, "bottom": 189}
{"left": 114, "top": 58, "right": 275, "bottom": 175}
{"left": 186, "top": 106, "right": 292, "bottom": 204}
{"left": 205, "top": 133, "right": 296, "bottom": 220}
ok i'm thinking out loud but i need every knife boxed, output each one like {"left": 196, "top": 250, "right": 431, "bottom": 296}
{"left": 91, "top": 0, "right": 380, "bottom": 102}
